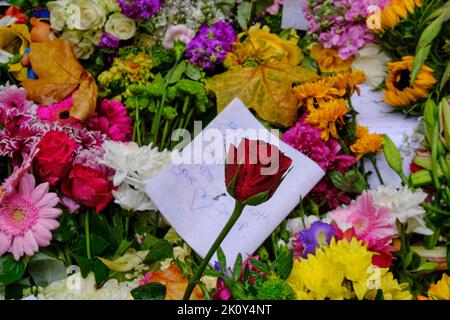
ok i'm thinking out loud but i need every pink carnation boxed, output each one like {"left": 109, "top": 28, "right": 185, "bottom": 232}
{"left": 87, "top": 99, "right": 132, "bottom": 142}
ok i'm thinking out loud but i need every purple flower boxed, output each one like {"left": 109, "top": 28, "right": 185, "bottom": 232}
{"left": 117, "top": 0, "right": 161, "bottom": 20}
{"left": 98, "top": 33, "right": 120, "bottom": 50}
{"left": 185, "top": 20, "right": 236, "bottom": 71}
{"left": 293, "top": 221, "right": 337, "bottom": 258}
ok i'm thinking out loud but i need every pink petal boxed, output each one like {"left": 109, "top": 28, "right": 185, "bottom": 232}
{"left": 30, "top": 182, "right": 50, "bottom": 203}
{"left": 38, "top": 218, "right": 60, "bottom": 230}
{"left": 35, "top": 192, "right": 59, "bottom": 209}
{"left": 11, "top": 236, "right": 24, "bottom": 261}
{"left": 38, "top": 208, "right": 62, "bottom": 219}
{"left": 31, "top": 224, "right": 52, "bottom": 246}
{"left": 0, "top": 232, "right": 12, "bottom": 256}
{"left": 23, "top": 231, "right": 38, "bottom": 256}
{"left": 19, "top": 174, "right": 36, "bottom": 196}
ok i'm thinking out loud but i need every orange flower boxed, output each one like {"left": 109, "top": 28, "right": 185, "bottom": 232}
{"left": 380, "top": 0, "right": 423, "bottom": 30}
{"left": 309, "top": 44, "right": 353, "bottom": 73}
{"left": 383, "top": 56, "right": 437, "bottom": 107}
{"left": 306, "top": 99, "right": 350, "bottom": 140}
{"left": 350, "top": 125, "right": 384, "bottom": 160}
{"left": 293, "top": 78, "right": 344, "bottom": 110}
{"left": 330, "top": 70, "right": 367, "bottom": 96}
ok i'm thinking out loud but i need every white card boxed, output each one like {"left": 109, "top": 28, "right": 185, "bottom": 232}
{"left": 352, "top": 84, "right": 420, "bottom": 188}
{"left": 146, "top": 99, "right": 324, "bottom": 267}
{"left": 281, "top": 0, "right": 308, "bottom": 30}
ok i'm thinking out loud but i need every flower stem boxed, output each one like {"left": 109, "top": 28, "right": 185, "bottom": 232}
{"left": 85, "top": 211, "right": 91, "bottom": 260}
{"left": 370, "top": 157, "right": 385, "bottom": 185}
{"left": 124, "top": 215, "right": 130, "bottom": 238}
{"left": 183, "top": 201, "right": 246, "bottom": 300}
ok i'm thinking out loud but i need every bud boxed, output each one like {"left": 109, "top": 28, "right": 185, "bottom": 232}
{"left": 439, "top": 97, "right": 450, "bottom": 151}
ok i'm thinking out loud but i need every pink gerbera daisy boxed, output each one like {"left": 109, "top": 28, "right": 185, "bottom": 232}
{"left": 37, "top": 93, "right": 79, "bottom": 126}
{"left": 0, "top": 173, "right": 62, "bottom": 260}
{"left": 328, "top": 191, "right": 395, "bottom": 251}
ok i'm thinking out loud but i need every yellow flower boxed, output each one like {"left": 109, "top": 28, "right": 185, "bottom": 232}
{"left": 428, "top": 274, "right": 450, "bottom": 300}
{"left": 306, "top": 99, "right": 350, "bottom": 140}
{"left": 225, "top": 24, "right": 302, "bottom": 68}
{"left": 292, "top": 78, "right": 344, "bottom": 110}
{"left": 309, "top": 43, "right": 353, "bottom": 73}
{"left": 383, "top": 56, "right": 437, "bottom": 107}
{"left": 0, "top": 24, "right": 31, "bottom": 81}
{"left": 330, "top": 70, "right": 366, "bottom": 96}
{"left": 380, "top": 0, "right": 423, "bottom": 30}
{"left": 350, "top": 125, "right": 384, "bottom": 160}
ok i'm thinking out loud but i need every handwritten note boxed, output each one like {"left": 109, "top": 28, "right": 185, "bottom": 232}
{"left": 146, "top": 99, "right": 324, "bottom": 267}
{"left": 282, "top": 0, "right": 308, "bottom": 30}
{"left": 352, "top": 84, "right": 420, "bottom": 188}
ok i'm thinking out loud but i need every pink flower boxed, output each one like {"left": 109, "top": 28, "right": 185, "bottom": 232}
{"left": 328, "top": 192, "right": 395, "bottom": 251}
{"left": 139, "top": 272, "right": 153, "bottom": 286}
{"left": 87, "top": 99, "right": 132, "bottom": 142}
{"left": 162, "top": 25, "right": 196, "bottom": 50}
{"left": 37, "top": 94, "right": 80, "bottom": 126}
{"left": 0, "top": 174, "right": 62, "bottom": 260}
{"left": 282, "top": 116, "right": 355, "bottom": 172}
{"left": 212, "top": 278, "right": 233, "bottom": 300}
{"left": 266, "top": 0, "right": 283, "bottom": 15}
{"left": 0, "top": 83, "right": 34, "bottom": 124}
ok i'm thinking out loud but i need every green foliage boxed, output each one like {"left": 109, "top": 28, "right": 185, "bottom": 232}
{"left": 256, "top": 278, "right": 295, "bottom": 300}
{"left": 0, "top": 254, "right": 26, "bottom": 286}
{"left": 328, "top": 170, "right": 369, "bottom": 194}
{"left": 131, "top": 283, "right": 166, "bottom": 300}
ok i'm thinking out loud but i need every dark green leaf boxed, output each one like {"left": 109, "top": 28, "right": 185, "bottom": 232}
{"left": 92, "top": 259, "right": 110, "bottom": 284}
{"left": 28, "top": 253, "right": 67, "bottom": 287}
{"left": 72, "top": 235, "right": 110, "bottom": 258}
{"left": 216, "top": 247, "right": 227, "bottom": 272}
{"left": 222, "top": 278, "right": 249, "bottom": 300}
{"left": 112, "top": 240, "right": 133, "bottom": 259}
{"left": 131, "top": 283, "right": 166, "bottom": 300}
{"left": 272, "top": 250, "right": 294, "bottom": 280}
{"left": 141, "top": 234, "right": 160, "bottom": 250}
{"left": 144, "top": 239, "right": 173, "bottom": 263}
{"left": 0, "top": 254, "right": 26, "bottom": 286}
{"left": 185, "top": 63, "right": 202, "bottom": 81}
{"left": 53, "top": 211, "right": 78, "bottom": 243}
{"left": 248, "top": 258, "right": 271, "bottom": 275}
{"left": 232, "top": 254, "right": 243, "bottom": 280}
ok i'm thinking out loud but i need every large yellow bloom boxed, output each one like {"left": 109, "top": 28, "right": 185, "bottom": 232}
{"left": 293, "top": 78, "right": 344, "bottom": 110}
{"left": 225, "top": 24, "right": 302, "bottom": 68}
{"left": 309, "top": 44, "right": 353, "bottom": 73}
{"left": 330, "top": 70, "right": 366, "bottom": 96}
{"left": 380, "top": 0, "right": 423, "bottom": 30}
{"left": 306, "top": 99, "right": 350, "bottom": 140}
{"left": 383, "top": 56, "right": 437, "bottom": 107}
{"left": 350, "top": 125, "right": 384, "bottom": 160}
{"left": 426, "top": 274, "right": 450, "bottom": 300}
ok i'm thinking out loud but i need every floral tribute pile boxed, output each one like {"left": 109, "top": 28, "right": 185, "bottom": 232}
{"left": 0, "top": 0, "right": 448, "bottom": 300}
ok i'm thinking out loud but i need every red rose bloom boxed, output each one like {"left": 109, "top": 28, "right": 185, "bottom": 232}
{"left": 62, "top": 164, "right": 114, "bottom": 212}
{"left": 5, "top": 6, "right": 28, "bottom": 24}
{"left": 225, "top": 138, "right": 292, "bottom": 205}
{"left": 34, "top": 130, "right": 76, "bottom": 186}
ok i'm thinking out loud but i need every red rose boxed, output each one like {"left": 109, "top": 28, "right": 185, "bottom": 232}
{"left": 225, "top": 138, "right": 292, "bottom": 205}
{"left": 62, "top": 164, "right": 113, "bottom": 212}
{"left": 34, "top": 130, "right": 76, "bottom": 186}
{"left": 5, "top": 6, "right": 28, "bottom": 24}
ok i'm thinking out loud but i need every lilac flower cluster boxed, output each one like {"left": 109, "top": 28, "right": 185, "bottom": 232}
{"left": 303, "top": 0, "right": 391, "bottom": 60}
{"left": 98, "top": 34, "right": 120, "bottom": 50}
{"left": 185, "top": 20, "right": 237, "bottom": 71}
{"left": 117, "top": 0, "right": 161, "bottom": 20}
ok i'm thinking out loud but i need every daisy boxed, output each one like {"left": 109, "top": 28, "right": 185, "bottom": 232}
{"left": 0, "top": 174, "right": 61, "bottom": 260}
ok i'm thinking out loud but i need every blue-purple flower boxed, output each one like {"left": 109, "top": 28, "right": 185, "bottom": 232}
{"left": 117, "top": 0, "right": 161, "bottom": 20}
{"left": 293, "top": 221, "right": 337, "bottom": 258}
{"left": 98, "top": 33, "right": 120, "bottom": 50}
{"left": 185, "top": 20, "right": 236, "bottom": 71}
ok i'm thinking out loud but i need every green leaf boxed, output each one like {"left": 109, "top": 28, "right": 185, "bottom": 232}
{"left": 165, "top": 60, "right": 187, "bottom": 85}
{"left": 73, "top": 235, "right": 110, "bottom": 258}
{"left": 216, "top": 247, "right": 227, "bottom": 272}
{"left": 440, "top": 60, "right": 450, "bottom": 93}
{"left": 144, "top": 239, "right": 173, "bottom": 263}
{"left": 113, "top": 240, "right": 133, "bottom": 259}
{"left": 222, "top": 278, "right": 249, "bottom": 300}
{"left": 412, "top": 261, "right": 438, "bottom": 272}
{"left": 141, "top": 234, "right": 160, "bottom": 250}
{"left": 375, "top": 289, "right": 384, "bottom": 300}
{"left": 248, "top": 258, "right": 271, "bottom": 275}
{"left": 237, "top": 2, "right": 252, "bottom": 30}
{"left": 0, "top": 254, "right": 26, "bottom": 286}
{"left": 92, "top": 259, "right": 110, "bottom": 284}
{"left": 328, "top": 170, "right": 369, "bottom": 194}
{"left": 53, "top": 211, "right": 78, "bottom": 243}
{"left": 28, "top": 253, "right": 67, "bottom": 287}
{"left": 131, "top": 283, "right": 166, "bottom": 300}
{"left": 232, "top": 253, "right": 243, "bottom": 280}
{"left": 185, "top": 63, "right": 202, "bottom": 81}
{"left": 272, "top": 250, "right": 294, "bottom": 280}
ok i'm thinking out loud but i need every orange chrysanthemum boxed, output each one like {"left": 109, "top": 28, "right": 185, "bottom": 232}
{"left": 380, "top": 0, "right": 423, "bottom": 30}
{"left": 309, "top": 44, "right": 353, "bottom": 73}
{"left": 383, "top": 56, "right": 437, "bottom": 107}
{"left": 350, "top": 125, "right": 383, "bottom": 160}
{"left": 306, "top": 99, "right": 350, "bottom": 140}
{"left": 293, "top": 78, "right": 344, "bottom": 110}
{"left": 330, "top": 70, "right": 367, "bottom": 96}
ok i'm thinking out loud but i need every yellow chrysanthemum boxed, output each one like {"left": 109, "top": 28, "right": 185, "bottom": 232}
{"left": 306, "top": 99, "right": 350, "bottom": 140}
{"left": 350, "top": 125, "right": 384, "bottom": 160}
{"left": 293, "top": 78, "right": 344, "bottom": 110}
{"left": 380, "top": 0, "right": 423, "bottom": 30}
{"left": 330, "top": 70, "right": 366, "bottom": 96}
{"left": 383, "top": 56, "right": 437, "bottom": 107}
{"left": 309, "top": 44, "right": 353, "bottom": 73}
{"left": 428, "top": 274, "right": 450, "bottom": 300}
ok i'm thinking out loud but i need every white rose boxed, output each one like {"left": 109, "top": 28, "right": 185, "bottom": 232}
{"left": 352, "top": 44, "right": 390, "bottom": 88}
{"left": 105, "top": 13, "right": 137, "bottom": 40}
{"left": 65, "top": 0, "right": 107, "bottom": 31}
{"left": 97, "top": 0, "right": 121, "bottom": 13}
{"left": 47, "top": 0, "right": 68, "bottom": 31}
{"left": 61, "top": 30, "right": 96, "bottom": 60}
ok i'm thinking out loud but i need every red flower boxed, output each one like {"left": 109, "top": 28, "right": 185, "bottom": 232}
{"left": 225, "top": 138, "right": 292, "bottom": 205}
{"left": 62, "top": 164, "right": 114, "bottom": 212}
{"left": 5, "top": 6, "right": 27, "bottom": 24}
{"left": 34, "top": 131, "right": 76, "bottom": 186}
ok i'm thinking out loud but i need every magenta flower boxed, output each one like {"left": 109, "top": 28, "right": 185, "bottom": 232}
{"left": 37, "top": 93, "right": 79, "bottom": 126}
{"left": 0, "top": 83, "right": 34, "bottom": 124}
{"left": 328, "top": 192, "right": 395, "bottom": 251}
{"left": 282, "top": 116, "right": 355, "bottom": 172}
{"left": 0, "top": 174, "right": 62, "bottom": 260}
{"left": 309, "top": 178, "right": 352, "bottom": 211}
{"left": 87, "top": 99, "right": 132, "bottom": 142}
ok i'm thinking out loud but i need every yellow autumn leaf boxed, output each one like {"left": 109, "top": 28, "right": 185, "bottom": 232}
{"left": 98, "top": 249, "right": 149, "bottom": 272}
{"left": 207, "top": 64, "right": 319, "bottom": 127}
{"left": 21, "top": 39, "right": 98, "bottom": 121}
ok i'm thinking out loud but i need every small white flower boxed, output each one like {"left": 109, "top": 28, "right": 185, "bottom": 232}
{"left": 105, "top": 12, "right": 137, "bottom": 40}
{"left": 286, "top": 215, "right": 320, "bottom": 237}
{"left": 112, "top": 184, "right": 155, "bottom": 212}
{"left": 370, "top": 185, "right": 433, "bottom": 235}
{"left": 162, "top": 25, "right": 196, "bottom": 49}
{"left": 352, "top": 44, "right": 390, "bottom": 88}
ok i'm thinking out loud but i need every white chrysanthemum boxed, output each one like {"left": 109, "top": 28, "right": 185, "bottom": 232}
{"left": 352, "top": 44, "right": 390, "bottom": 88}
{"left": 102, "top": 141, "right": 171, "bottom": 192}
{"left": 112, "top": 184, "right": 155, "bottom": 212}
{"left": 37, "top": 270, "right": 139, "bottom": 300}
{"left": 370, "top": 185, "right": 432, "bottom": 235}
